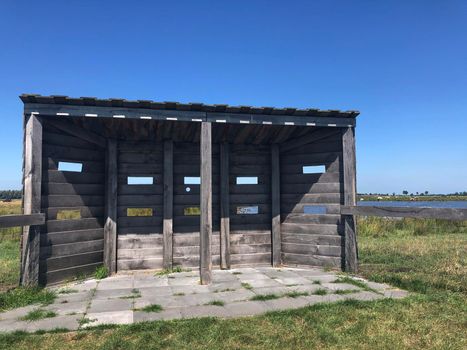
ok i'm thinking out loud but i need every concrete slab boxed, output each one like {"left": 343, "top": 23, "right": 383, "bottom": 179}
{"left": 321, "top": 282, "right": 362, "bottom": 291}
{"left": 133, "top": 308, "right": 183, "bottom": 322}
{"left": 84, "top": 310, "right": 133, "bottom": 327}
{"left": 383, "top": 289, "right": 409, "bottom": 299}
{"left": 181, "top": 305, "right": 229, "bottom": 319}
{"left": 223, "top": 300, "right": 268, "bottom": 317}
{"left": 45, "top": 301, "right": 88, "bottom": 315}
{"left": 25, "top": 314, "right": 82, "bottom": 332}
{"left": 88, "top": 298, "right": 133, "bottom": 313}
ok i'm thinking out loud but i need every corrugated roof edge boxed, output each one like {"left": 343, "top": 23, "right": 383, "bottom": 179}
{"left": 19, "top": 94, "right": 359, "bottom": 118}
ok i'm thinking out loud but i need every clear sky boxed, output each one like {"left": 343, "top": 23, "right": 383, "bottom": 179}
{"left": 0, "top": 1, "right": 466, "bottom": 194}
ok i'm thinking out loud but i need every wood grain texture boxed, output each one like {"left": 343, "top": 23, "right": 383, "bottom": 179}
{"left": 104, "top": 138, "right": 118, "bottom": 274}
{"left": 0, "top": 214, "right": 45, "bottom": 228}
{"left": 220, "top": 142, "right": 230, "bottom": 269}
{"left": 342, "top": 127, "right": 358, "bottom": 273}
{"left": 43, "top": 118, "right": 106, "bottom": 148}
{"left": 271, "top": 144, "right": 281, "bottom": 266}
{"left": 21, "top": 114, "right": 43, "bottom": 286}
{"left": 163, "top": 140, "right": 174, "bottom": 269}
{"left": 200, "top": 122, "right": 212, "bottom": 284}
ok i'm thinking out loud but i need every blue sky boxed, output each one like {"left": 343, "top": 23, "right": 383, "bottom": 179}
{"left": 0, "top": 1, "right": 466, "bottom": 193}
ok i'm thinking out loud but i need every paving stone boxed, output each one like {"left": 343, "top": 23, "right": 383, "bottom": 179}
{"left": 302, "top": 294, "right": 329, "bottom": 305}
{"left": 366, "top": 281, "right": 392, "bottom": 291}
{"left": 168, "top": 277, "right": 200, "bottom": 286}
{"left": 212, "top": 290, "right": 255, "bottom": 303}
{"left": 0, "top": 318, "right": 29, "bottom": 332}
{"left": 229, "top": 267, "right": 258, "bottom": 274}
{"left": 93, "top": 287, "right": 138, "bottom": 300}
{"left": 88, "top": 298, "right": 133, "bottom": 313}
{"left": 241, "top": 278, "right": 282, "bottom": 288}
{"left": 236, "top": 273, "right": 270, "bottom": 281}
{"left": 304, "top": 275, "right": 340, "bottom": 284}
{"left": 98, "top": 279, "right": 134, "bottom": 290}
{"left": 133, "top": 308, "right": 183, "bottom": 322}
{"left": 45, "top": 301, "right": 88, "bottom": 316}
{"left": 25, "top": 314, "right": 82, "bottom": 332}
{"left": 0, "top": 305, "right": 38, "bottom": 321}
{"left": 138, "top": 286, "right": 174, "bottom": 297}
{"left": 134, "top": 276, "right": 168, "bottom": 288}
{"left": 54, "top": 291, "right": 92, "bottom": 304}
{"left": 208, "top": 281, "right": 243, "bottom": 292}
{"left": 383, "top": 289, "right": 409, "bottom": 299}
{"left": 171, "top": 284, "right": 211, "bottom": 295}
{"left": 274, "top": 276, "right": 311, "bottom": 286}
{"left": 251, "top": 286, "right": 292, "bottom": 296}
{"left": 223, "top": 300, "right": 268, "bottom": 317}
{"left": 84, "top": 311, "right": 133, "bottom": 327}
{"left": 181, "top": 305, "right": 229, "bottom": 318}
{"left": 321, "top": 282, "right": 361, "bottom": 291}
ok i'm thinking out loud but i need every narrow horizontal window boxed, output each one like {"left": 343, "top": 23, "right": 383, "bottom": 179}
{"left": 302, "top": 165, "right": 325, "bottom": 174}
{"left": 236, "top": 176, "right": 258, "bottom": 185}
{"left": 58, "top": 161, "right": 82, "bottom": 172}
{"left": 127, "top": 208, "right": 153, "bottom": 216}
{"left": 184, "top": 207, "right": 201, "bottom": 216}
{"left": 236, "top": 206, "right": 259, "bottom": 214}
{"left": 128, "top": 176, "right": 154, "bottom": 185}
{"left": 184, "top": 177, "right": 200, "bottom": 185}
{"left": 303, "top": 205, "right": 327, "bottom": 214}
{"left": 56, "top": 209, "right": 81, "bottom": 220}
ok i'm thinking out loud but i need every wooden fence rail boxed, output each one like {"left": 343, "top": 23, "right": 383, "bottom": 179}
{"left": 0, "top": 213, "right": 45, "bottom": 229}
{"left": 341, "top": 206, "right": 467, "bottom": 221}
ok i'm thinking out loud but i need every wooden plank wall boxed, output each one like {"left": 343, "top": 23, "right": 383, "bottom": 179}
{"left": 116, "top": 141, "right": 164, "bottom": 270}
{"left": 40, "top": 122, "right": 105, "bottom": 284}
{"left": 280, "top": 131, "right": 344, "bottom": 268}
{"left": 172, "top": 142, "right": 221, "bottom": 268}
{"left": 229, "top": 145, "right": 272, "bottom": 266}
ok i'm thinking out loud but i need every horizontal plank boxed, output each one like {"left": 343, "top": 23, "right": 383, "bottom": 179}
{"left": 281, "top": 252, "right": 341, "bottom": 268}
{"left": 0, "top": 213, "right": 45, "bottom": 228}
{"left": 40, "top": 239, "right": 104, "bottom": 258}
{"left": 118, "top": 184, "right": 163, "bottom": 195}
{"left": 43, "top": 131, "right": 98, "bottom": 150}
{"left": 40, "top": 262, "right": 102, "bottom": 285}
{"left": 282, "top": 213, "right": 342, "bottom": 225}
{"left": 117, "top": 258, "right": 163, "bottom": 270}
{"left": 46, "top": 218, "right": 103, "bottom": 233}
{"left": 44, "top": 183, "right": 104, "bottom": 195}
{"left": 118, "top": 226, "right": 163, "bottom": 235}
{"left": 173, "top": 255, "right": 221, "bottom": 268}
{"left": 281, "top": 193, "right": 341, "bottom": 204}
{"left": 280, "top": 153, "right": 341, "bottom": 173}
{"left": 281, "top": 233, "right": 342, "bottom": 246}
{"left": 281, "top": 172, "right": 340, "bottom": 184}
{"left": 118, "top": 195, "right": 163, "bottom": 206}
{"left": 230, "top": 253, "right": 271, "bottom": 265}
{"left": 281, "top": 203, "right": 341, "bottom": 215}
{"left": 281, "top": 183, "right": 342, "bottom": 194}
{"left": 40, "top": 251, "right": 103, "bottom": 272}
{"left": 42, "top": 195, "right": 104, "bottom": 208}
{"left": 118, "top": 216, "right": 163, "bottom": 227}
{"left": 41, "top": 228, "right": 104, "bottom": 245}
{"left": 118, "top": 163, "right": 163, "bottom": 174}
{"left": 118, "top": 152, "right": 163, "bottom": 164}
{"left": 43, "top": 170, "right": 105, "bottom": 184}
{"left": 43, "top": 144, "right": 104, "bottom": 161}
{"left": 118, "top": 235, "right": 163, "bottom": 249}
{"left": 118, "top": 247, "right": 163, "bottom": 259}
{"left": 341, "top": 205, "right": 467, "bottom": 221}
{"left": 46, "top": 206, "right": 104, "bottom": 220}
{"left": 281, "top": 242, "right": 342, "bottom": 257}
{"left": 281, "top": 223, "right": 342, "bottom": 235}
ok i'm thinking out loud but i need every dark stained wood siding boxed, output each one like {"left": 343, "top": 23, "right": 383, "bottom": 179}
{"left": 39, "top": 121, "right": 105, "bottom": 284}
{"left": 229, "top": 145, "right": 272, "bottom": 266}
{"left": 280, "top": 131, "right": 344, "bottom": 268}
{"left": 116, "top": 141, "right": 164, "bottom": 270}
{"left": 172, "top": 142, "right": 220, "bottom": 268}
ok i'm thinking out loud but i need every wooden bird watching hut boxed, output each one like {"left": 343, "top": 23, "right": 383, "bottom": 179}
{"left": 19, "top": 94, "right": 359, "bottom": 286}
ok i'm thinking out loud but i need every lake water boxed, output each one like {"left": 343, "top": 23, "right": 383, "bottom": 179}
{"left": 358, "top": 201, "right": 467, "bottom": 209}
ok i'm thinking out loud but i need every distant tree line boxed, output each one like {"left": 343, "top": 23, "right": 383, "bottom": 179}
{"left": 0, "top": 190, "right": 22, "bottom": 200}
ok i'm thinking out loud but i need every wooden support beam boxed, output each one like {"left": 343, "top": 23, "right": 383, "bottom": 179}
{"left": 20, "top": 114, "right": 43, "bottom": 286}
{"left": 280, "top": 128, "right": 340, "bottom": 153}
{"left": 271, "top": 144, "right": 281, "bottom": 266}
{"left": 341, "top": 205, "right": 467, "bottom": 221}
{"left": 44, "top": 118, "right": 106, "bottom": 148}
{"left": 0, "top": 214, "right": 45, "bottom": 228}
{"left": 342, "top": 127, "right": 358, "bottom": 273}
{"left": 200, "top": 122, "right": 212, "bottom": 284}
{"left": 163, "top": 140, "right": 174, "bottom": 269}
{"left": 220, "top": 142, "right": 230, "bottom": 269}
{"left": 104, "top": 138, "right": 118, "bottom": 275}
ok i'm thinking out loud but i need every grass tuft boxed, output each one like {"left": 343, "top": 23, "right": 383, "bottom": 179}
{"left": 94, "top": 266, "right": 108, "bottom": 280}
{"left": 313, "top": 289, "right": 328, "bottom": 296}
{"left": 334, "top": 289, "right": 360, "bottom": 295}
{"left": 0, "top": 287, "right": 56, "bottom": 312}
{"left": 205, "top": 300, "right": 225, "bottom": 306}
{"left": 139, "top": 304, "right": 163, "bottom": 313}
{"left": 250, "top": 294, "right": 279, "bottom": 301}
{"left": 241, "top": 282, "right": 253, "bottom": 290}
{"left": 20, "top": 309, "right": 57, "bottom": 321}
{"left": 57, "top": 288, "right": 78, "bottom": 295}
{"left": 155, "top": 266, "right": 188, "bottom": 276}
{"left": 285, "top": 291, "right": 309, "bottom": 298}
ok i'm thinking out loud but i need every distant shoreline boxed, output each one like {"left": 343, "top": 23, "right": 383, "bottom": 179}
{"left": 358, "top": 195, "right": 467, "bottom": 202}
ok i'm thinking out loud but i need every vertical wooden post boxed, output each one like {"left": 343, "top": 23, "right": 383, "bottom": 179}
{"left": 104, "top": 138, "right": 118, "bottom": 275}
{"left": 163, "top": 140, "right": 174, "bottom": 269}
{"left": 200, "top": 122, "right": 212, "bottom": 284}
{"left": 342, "top": 127, "right": 358, "bottom": 273}
{"left": 20, "top": 114, "right": 42, "bottom": 286}
{"left": 220, "top": 142, "right": 230, "bottom": 269}
{"left": 271, "top": 144, "right": 281, "bottom": 267}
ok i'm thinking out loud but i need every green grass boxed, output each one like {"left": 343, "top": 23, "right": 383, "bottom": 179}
{"left": 312, "top": 280, "right": 321, "bottom": 285}
{"left": 57, "top": 288, "right": 78, "bottom": 295}
{"left": 173, "top": 292, "right": 185, "bottom": 296}
{"left": 119, "top": 289, "right": 141, "bottom": 299}
{"left": 94, "top": 266, "right": 108, "bottom": 280}
{"left": 241, "top": 282, "right": 253, "bottom": 290}
{"left": 284, "top": 291, "right": 309, "bottom": 298}
{"left": 138, "top": 304, "right": 163, "bottom": 313}
{"left": 250, "top": 294, "right": 279, "bottom": 301}
{"left": 232, "top": 272, "right": 242, "bottom": 275}
{"left": 155, "top": 266, "right": 187, "bottom": 276}
{"left": 204, "top": 300, "right": 225, "bottom": 306}
{"left": 312, "top": 289, "right": 328, "bottom": 296}
{"left": 0, "top": 287, "right": 56, "bottom": 312}
{"left": 333, "top": 289, "right": 360, "bottom": 295}
{"left": 19, "top": 309, "right": 57, "bottom": 321}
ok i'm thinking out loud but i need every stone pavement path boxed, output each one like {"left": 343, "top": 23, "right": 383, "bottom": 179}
{"left": 0, "top": 267, "right": 408, "bottom": 333}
